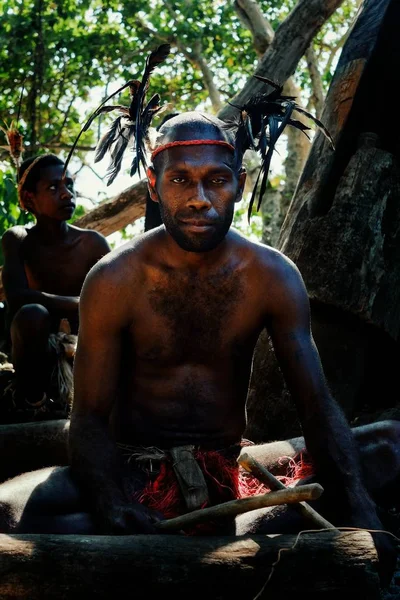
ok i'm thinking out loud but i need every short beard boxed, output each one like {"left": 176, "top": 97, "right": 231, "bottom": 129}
{"left": 158, "top": 202, "right": 234, "bottom": 253}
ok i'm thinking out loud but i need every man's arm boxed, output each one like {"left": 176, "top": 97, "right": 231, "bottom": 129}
{"left": 264, "top": 251, "right": 396, "bottom": 584}
{"left": 1, "top": 227, "right": 79, "bottom": 316}
{"left": 69, "top": 256, "right": 160, "bottom": 534}
{"left": 265, "top": 254, "right": 373, "bottom": 515}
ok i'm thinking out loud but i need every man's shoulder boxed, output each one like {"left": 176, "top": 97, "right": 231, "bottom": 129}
{"left": 231, "top": 228, "right": 298, "bottom": 276}
{"left": 1, "top": 225, "right": 28, "bottom": 248}
{"left": 68, "top": 224, "right": 107, "bottom": 243}
{"left": 230, "top": 231, "right": 309, "bottom": 313}
{"left": 84, "top": 228, "right": 158, "bottom": 283}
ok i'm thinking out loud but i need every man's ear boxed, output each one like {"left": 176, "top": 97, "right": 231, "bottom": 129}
{"left": 20, "top": 190, "right": 34, "bottom": 213}
{"left": 146, "top": 167, "right": 159, "bottom": 203}
{"left": 235, "top": 167, "right": 247, "bottom": 203}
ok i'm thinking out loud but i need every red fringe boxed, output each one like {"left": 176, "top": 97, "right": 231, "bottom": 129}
{"left": 134, "top": 449, "right": 314, "bottom": 535}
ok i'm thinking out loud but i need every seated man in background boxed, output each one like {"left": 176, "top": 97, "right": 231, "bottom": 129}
{"left": 0, "top": 114, "right": 398, "bottom": 589}
{"left": 1, "top": 153, "right": 110, "bottom": 418}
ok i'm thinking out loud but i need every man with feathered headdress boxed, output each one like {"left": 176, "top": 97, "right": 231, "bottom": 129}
{"left": 0, "top": 152, "right": 111, "bottom": 418}
{"left": 0, "top": 45, "right": 398, "bottom": 589}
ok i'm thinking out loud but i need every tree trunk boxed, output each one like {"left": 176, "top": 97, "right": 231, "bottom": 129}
{"left": 279, "top": 0, "right": 400, "bottom": 341}
{"left": 74, "top": 179, "right": 148, "bottom": 237}
{"left": 246, "top": 0, "right": 400, "bottom": 439}
{"left": 0, "top": 531, "right": 380, "bottom": 599}
{"left": 218, "top": 0, "right": 345, "bottom": 123}
{"left": 280, "top": 78, "right": 310, "bottom": 226}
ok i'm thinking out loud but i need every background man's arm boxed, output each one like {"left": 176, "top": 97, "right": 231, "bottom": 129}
{"left": 69, "top": 258, "right": 160, "bottom": 534}
{"left": 1, "top": 227, "right": 79, "bottom": 316}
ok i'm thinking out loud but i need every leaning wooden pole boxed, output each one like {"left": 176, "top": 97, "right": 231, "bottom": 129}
{"left": 0, "top": 531, "right": 380, "bottom": 599}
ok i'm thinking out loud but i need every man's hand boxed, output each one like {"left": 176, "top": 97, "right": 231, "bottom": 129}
{"left": 98, "top": 501, "right": 165, "bottom": 535}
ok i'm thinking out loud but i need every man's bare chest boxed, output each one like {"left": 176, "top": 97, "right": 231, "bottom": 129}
{"left": 132, "top": 268, "right": 263, "bottom": 363}
{"left": 23, "top": 243, "right": 90, "bottom": 295}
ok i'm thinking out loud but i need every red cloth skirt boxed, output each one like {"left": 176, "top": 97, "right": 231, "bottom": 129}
{"left": 132, "top": 445, "right": 314, "bottom": 534}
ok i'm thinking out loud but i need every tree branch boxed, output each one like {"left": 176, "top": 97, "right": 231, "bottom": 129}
{"left": 234, "top": 0, "right": 274, "bottom": 56}
{"left": 186, "top": 41, "right": 222, "bottom": 112}
{"left": 218, "top": 0, "right": 346, "bottom": 122}
{"left": 136, "top": 13, "right": 222, "bottom": 113}
{"left": 325, "top": 33, "right": 348, "bottom": 74}
{"left": 305, "top": 45, "right": 324, "bottom": 118}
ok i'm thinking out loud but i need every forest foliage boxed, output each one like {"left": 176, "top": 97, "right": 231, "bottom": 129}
{"left": 0, "top": 0, "right": 359, "bottom": 262}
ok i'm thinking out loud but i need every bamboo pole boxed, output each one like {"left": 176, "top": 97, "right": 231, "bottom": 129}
{"left": 156, "top": 482, "right": 323, "bottom": 531}
{"left": 238, "top": 452, "right": 335, "bottom": 530}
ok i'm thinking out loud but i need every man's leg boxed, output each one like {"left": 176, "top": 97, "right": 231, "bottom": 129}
{"left": 0, "top": 419, "right": 69, "bottom": 483}
{"left": 236, "top": 419, "right": 400, "bottom": 535}
{"left": 10, "top": 304, "right": 53, "bottom": 406}
{"left": 241, "top": 419, "right": 400, "bottom": 496}
{"left": 0, "top": 465, "right": 95, "bottom": 534}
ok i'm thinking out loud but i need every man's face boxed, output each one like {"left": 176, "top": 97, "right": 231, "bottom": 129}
{"left": 148, "top": 144, "right": 245, "bottom": 252}
{"left": 25, "top": 164, "right": 76, "bottom": 221}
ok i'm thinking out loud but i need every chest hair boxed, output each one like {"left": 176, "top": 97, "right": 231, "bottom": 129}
{"left": 148, "top": 265, "right": 244, "bottom": 358}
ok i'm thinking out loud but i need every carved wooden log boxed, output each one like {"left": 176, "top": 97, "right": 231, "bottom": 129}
{"left": 0, "top": 531, "right": 381, "bottom": 599}
{"left": 246, "top": 0, "right": 400, "bottom": 437}
{"left": 278, "top": 0, "right": 399, "bottom": 339}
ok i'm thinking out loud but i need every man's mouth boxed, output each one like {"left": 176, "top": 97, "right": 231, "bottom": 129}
{"left": 180, "top": 219, "right": 216, "bottom": 231}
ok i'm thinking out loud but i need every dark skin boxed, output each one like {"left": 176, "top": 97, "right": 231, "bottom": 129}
{"left": 1, "top": 163, "right": 111, "bottom": 404}
{"left": 0, "top": 123, "right": 396, "bottom": 584}
{"left": 72, "top": 127, "right": 397, "bottom": 577}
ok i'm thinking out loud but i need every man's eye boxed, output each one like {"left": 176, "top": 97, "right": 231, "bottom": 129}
{"left": 171, "top": 177, "right": 185, "bottom": 184}
{"left": 49, "top": 185, "right": 57, "bottom": 191}
{"left": 210, "top": 178, "right": 227, "bottom": 185}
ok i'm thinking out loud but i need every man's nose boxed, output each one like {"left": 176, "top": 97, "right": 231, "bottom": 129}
{"left": 60, "top": 184, "right": 74, "bottom": 200}
{"left": 187, "top": 183, "right": 211, "bottom": 210}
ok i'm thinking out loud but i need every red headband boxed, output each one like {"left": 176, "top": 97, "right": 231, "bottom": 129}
{"left": 151, "top": 139, "right": 235, "bottom": 161}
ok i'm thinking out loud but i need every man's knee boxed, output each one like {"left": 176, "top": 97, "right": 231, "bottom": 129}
{"left": 11, "top": 304, "right": 51, "bottom": 334}
{"left": 354, "top": 419, "right": 400, "bottom": 449}
{"left": 355, "top": 420, "right": 400, "bottom": 492}
{"left": 0, "top": 466, "right": 77, "bottom": 533}
{"left": 0, "top": 465, "right": 94, "bottom": 534}
{"left": 11, "top": 304, "right": 51, "bottom": 343}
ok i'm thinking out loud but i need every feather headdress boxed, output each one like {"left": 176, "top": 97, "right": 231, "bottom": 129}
{"left": 0, "top": 84, "right": 49, "bottom": 208}
{"left": 62, "top": 44, "right": 171, "bottom": 185}
{"left": 1, "top": 84, "right": 25, "bottom": 172}
{"left": 228, "top": 75, "right": 335, "bottom": 221}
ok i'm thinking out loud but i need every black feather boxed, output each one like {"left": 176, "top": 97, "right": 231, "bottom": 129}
{"left": 231, "top": 75, "right": 334, "bottom": 220}
{"left": 62, "top": 45, "right": 171, "bottom": 183}
{"left": 133, "top": 44, "right": 171, "bottom": 177}
{"left": 292, "top": 104, "right": 335, "bottom": 150}
{"left": 104, "top": 123, "right": 134, "bottom": 186}
{"left": 61, "top": 82, "right": 133, "bottom": 179}
{"left": 130, "top": 155, "right": 138, "bottom": 177}
{"left": 94, "top": 116, "right": 123, "bottom": 163}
